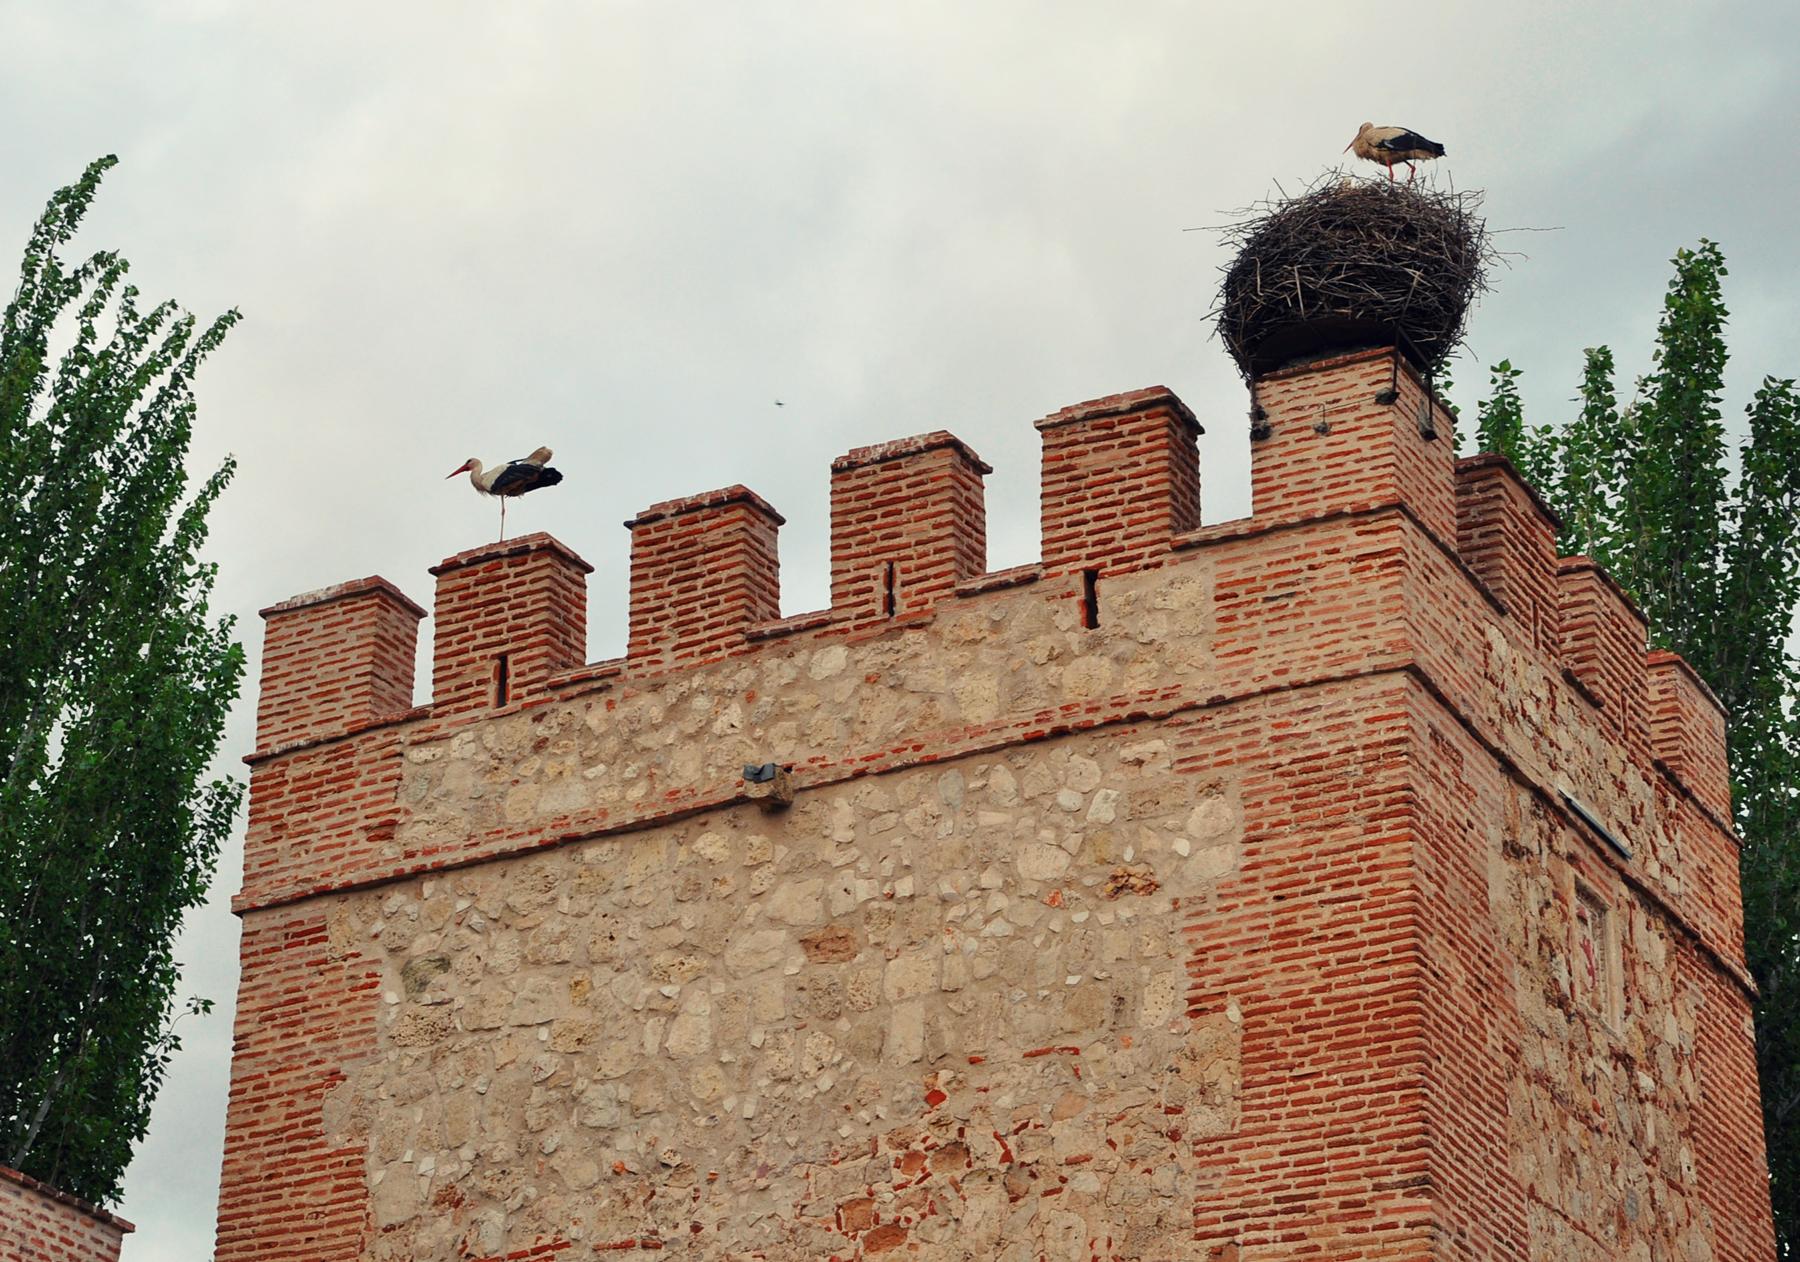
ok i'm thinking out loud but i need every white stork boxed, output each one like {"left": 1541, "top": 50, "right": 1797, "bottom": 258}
{"left": 1345, "top": 123, "right": 1446, "bottom": 183}
{"left": 446, "top": 446, "right": 563, "bottom": 539}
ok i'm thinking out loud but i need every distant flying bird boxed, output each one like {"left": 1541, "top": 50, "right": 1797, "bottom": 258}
{"left": 774, "top": 399, "right": 784, "bottom": 407}
{"left": 1345, "top": 123, "right": 1446, "bottom": 183}
{"left": 446, "top": 446, "right": 563, "bottom": 540}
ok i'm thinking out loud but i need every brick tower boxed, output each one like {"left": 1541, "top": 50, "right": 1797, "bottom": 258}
{"left": 216, "top": 350, "right": 1776, "bottom": 1259}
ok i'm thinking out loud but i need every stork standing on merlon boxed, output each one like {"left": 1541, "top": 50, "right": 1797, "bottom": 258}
{"left": 447, "top": 446, "right": 563, "bottom": 540}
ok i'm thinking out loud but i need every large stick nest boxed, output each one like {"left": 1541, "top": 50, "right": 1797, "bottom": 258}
{"left": 1213, "top": 176, "right": 1494, "bottom": 380}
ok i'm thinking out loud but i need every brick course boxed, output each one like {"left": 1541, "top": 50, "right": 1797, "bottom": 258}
{"left": 218, "top": 347, "right": 1775, "bottom": 1259}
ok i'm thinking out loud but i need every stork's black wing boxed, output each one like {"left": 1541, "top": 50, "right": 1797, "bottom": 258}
{"left": 490, "top": 462, "right": 564, "bottom": 495}
{"left": 1375, "top": 129, "right": 1445, "bottom": 157}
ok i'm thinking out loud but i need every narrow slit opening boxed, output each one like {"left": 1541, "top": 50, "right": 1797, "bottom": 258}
{"left": 1080, "top": 569, "right": 1100, "bottom": 629}
{"left": 494, "top": 654, "right": 511, "bottom": 707}
{"left": 882, "top": 562, "right": 898, "bottom": 618}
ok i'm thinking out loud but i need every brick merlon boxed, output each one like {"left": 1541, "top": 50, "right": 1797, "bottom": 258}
{"left": 1557, "top": 555, "right": 1649, "bottom": 627}
{"left": 0, "top": 1163, "right": 136, "bottom": 1234}
{"left": 257, "top": 575, "right": 426, "bottom": 621}
{"left": 1646, "top": 648, "right": 1728, "bottom": 719}
{"left": 1033, "top": 385, "right": 1202, "bottom": 436}
{"left": 626, "top": 484, "right": 786, "bottom": 529}
{"left": 429, "top": 531, "right": 595, "bottom": 577}
{"left": 831, "top": 431, "right": 993, "bottom": 475}
{"left": 1455, "top": 453, "right": 1565, "bottom": 532}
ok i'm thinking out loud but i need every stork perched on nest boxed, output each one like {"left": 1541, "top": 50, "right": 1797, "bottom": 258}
{"left": 1345, "top": 123, "right": 1446, "bottom": 183}
{"left": 447, "top": 446, "right": 563, "bottom": 539}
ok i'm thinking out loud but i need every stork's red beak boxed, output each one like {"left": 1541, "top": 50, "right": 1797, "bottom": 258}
{"left": 1343, "top": 141, "right": 1354, "bottom": 153}
{"left": 446, "top": 461, "right": 470, "bottom": 478}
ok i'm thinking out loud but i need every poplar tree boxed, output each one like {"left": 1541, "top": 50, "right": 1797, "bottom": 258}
{"left": 0, "top": 157, "right": 244, "bottom": 1205}
{"left": 1473, "top": 240, "right": 1800, "bottom": 1252}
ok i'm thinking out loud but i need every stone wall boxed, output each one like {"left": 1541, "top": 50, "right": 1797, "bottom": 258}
{"left": 342, "top": 730, "right": 1240, "bottom": 1258}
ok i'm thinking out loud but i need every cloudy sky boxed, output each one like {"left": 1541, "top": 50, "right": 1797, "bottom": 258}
{"left": 3, "top": 1, "right": 1797, "bottom": 1256}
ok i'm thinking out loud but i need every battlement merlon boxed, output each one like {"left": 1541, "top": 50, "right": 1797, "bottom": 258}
{"left": 1250, "top": 346, "right": 1458, "bottom": 543}
{"left": 429, "top": 532, "right": 593, "bottom": 716}
{"left": 831, "top": 431, "right": 990, "bottom": 622}
{"left": 1647, "top": 648, "right": 1733, "bottom": 822}
{"left": 246, "top": 348, "right": 1735, "bottom": 844}
{"left": 626, "top": 485, "right": 784, "bottom": 667}
{"left": 253, "top": 575, "right": 425, "bottom": 752}
{"left": 1455, "top": 453, "right": 1562, "bottom": 654}
{"left": 1557, "top": 554, "right": 1653, "bottom": 755}
{"left": 1036, "top": 385, "right": 1202, "bottom": 576}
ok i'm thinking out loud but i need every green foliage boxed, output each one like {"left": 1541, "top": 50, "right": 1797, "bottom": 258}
{"left": 1620, "top": 242, "right": 1733, "bottom": 652}
{"left": 0, "top": 157, "right": 243, "bottom": 1205}
{"left": 1474, "top": 358, "right": 1526, "bottom": 468}
{"left": 1553, "top": 347, "right": 1625, "bottom": 561}
{"left": 1723, "top": 378, "right": 1800, "bottom": 1252}
{"left": 1475, "top": 358, "right": 1558, "bottom": 495}
{"left": 1472, "top": 241, "right": 1800, "bottom": 1252}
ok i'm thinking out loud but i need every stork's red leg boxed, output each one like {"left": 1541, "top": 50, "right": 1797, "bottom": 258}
{"left": 500, "top": 496, "right": 508, "bottom": 542}
{"left": 1406, "top": 162, "right": 1416, "bottom": 183}
{"left": 1387, "top": 162, "right": 1395, "bottom": 183}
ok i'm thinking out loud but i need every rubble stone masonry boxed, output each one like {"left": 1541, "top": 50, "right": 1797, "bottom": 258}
{"left": 217, "top": 348, "right": 1776, "bottom": 1260}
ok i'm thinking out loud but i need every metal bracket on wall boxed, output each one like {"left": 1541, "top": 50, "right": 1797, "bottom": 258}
{"left": 1377, "top": 340, "right": 1405, "bottom": 407}
{"left": 1416, "top": 390, "right": 1439, "bottom": 441}
{"left": 1374, "top": 336, "right": 1439, "bottom": 439}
